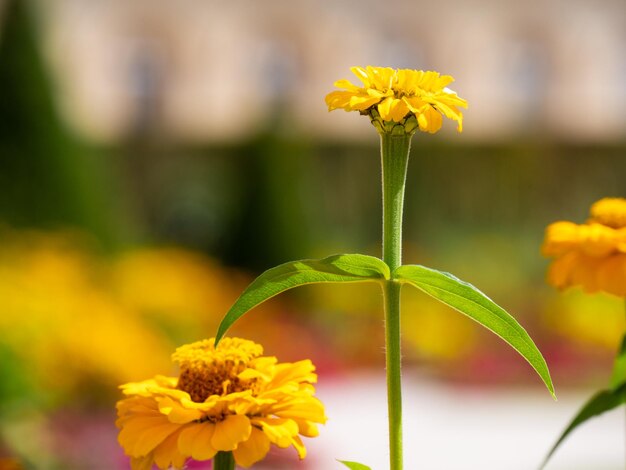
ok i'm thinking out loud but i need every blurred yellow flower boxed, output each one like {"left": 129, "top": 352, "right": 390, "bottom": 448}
{"left": 0, "top": 230, "right": 284, "bottom": 398}
{"left": 0, "top": 231, "right": 172, "bottom": 391}
{"left": 110, "top": 248, "right": 241, "bottom": 320}
{"left": 325, "top": 66, "right": 467, "bottom": 133}
{"left": 116, "top": 337, "right": 326, "bottom": 470}
{"left": 542, "top": 198, "right": 626, "bottom": 297}
{"left": 402, "top": 290, "right": 477, "bottom": 361}
{"left": 543, "top": 289, "right": 623, "bottom": 350}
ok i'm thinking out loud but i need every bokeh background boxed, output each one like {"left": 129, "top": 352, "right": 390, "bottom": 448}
{"left": 0, "top": 0, "right": 625, "bottom": 468}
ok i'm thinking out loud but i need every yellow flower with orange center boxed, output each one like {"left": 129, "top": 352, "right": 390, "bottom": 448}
{"left": 116, "top": 338, "right": 326, "bottom": 469}
{"left": 542, "top": 198, "right": 626, "bottom": 297}
{"left": 325, "top": 66, "right": 468, "bottom": 134}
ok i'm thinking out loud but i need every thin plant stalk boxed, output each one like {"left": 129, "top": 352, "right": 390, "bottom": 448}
{"left": 214, "top": 451, "right": 235, "bottom": 470}
{"left": 380, "top": 132, "right": 412, "bottom": 470}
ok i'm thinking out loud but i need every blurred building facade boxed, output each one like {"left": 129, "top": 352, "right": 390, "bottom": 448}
{"left": 21, "top": 0, "right": 626, "bottom": 142}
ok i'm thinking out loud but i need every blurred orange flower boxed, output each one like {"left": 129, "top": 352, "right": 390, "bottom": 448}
{"left": 542, "top": 198, "right": 626, "bottom": 297}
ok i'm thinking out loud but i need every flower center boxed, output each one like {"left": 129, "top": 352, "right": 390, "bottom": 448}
{"left": 172, "top": 338, "right": 263, "bottom": 403}
{"left": 590, "top": 198, "right": 626, "bottom": 229}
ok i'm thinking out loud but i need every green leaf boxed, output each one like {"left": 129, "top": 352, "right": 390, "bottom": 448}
{"left": 394, "top": 264, "right": 555, "bottom": 398}
{"left": 541, "top": 384, "right": 626, "bottom": 468}
{"left": 610, "top": 334, "right": 626, "bottom": 389}
{"left": 337, "top": 460, "right": 372, "bottom": 470}
{"left": 215, "top": 254, "right": 389, "bottom": 344}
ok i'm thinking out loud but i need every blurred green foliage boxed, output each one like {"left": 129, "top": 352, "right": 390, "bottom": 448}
{"left": 0, "top": 0, "right": 122, "bottom": 248}
{"left": 116, "top": 139, "right": 626, "bottom": 273}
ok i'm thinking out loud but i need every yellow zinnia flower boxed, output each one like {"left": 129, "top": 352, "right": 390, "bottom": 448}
{"left": 116, "top": 338, "right": 326, "bottom": 469}
{"left": 325, "top": 66, "right": 468, "bottom": 134}
{"left": 542, "top": 198, "right": 626, "bottom": 297}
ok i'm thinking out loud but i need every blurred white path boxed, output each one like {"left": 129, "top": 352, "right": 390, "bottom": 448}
{"left": 303, "top": 373, "right": 623, "bottom": 470}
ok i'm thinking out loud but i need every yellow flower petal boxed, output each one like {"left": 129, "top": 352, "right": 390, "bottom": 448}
{"left": 132, "top": 422, "right": 182, "bottom": 457}
{"left": 440, "top": 90, "right": 469, "bottom": 108}
{"left": 430, "top": 101, "right": 462, "bottom": 130}
{"left": 434, "top": 74, "right": 455, "bottom": 89}
{"left": 211, "top": 414, "right": 251, "bottom": 451}
{"left": 333, "top": 79, "right": 360, "bottom": 91}
{"left": 417, "top": 106, "right": 443, "bottom": 133}
{"left": 158, "top": 397, "right": 203, "bottom": 424}
{"left": 571, "top": 255, "right": 603, "bottom": 294}
{"left": 542, "top": 221, "right": 582, "bottom": 256}
{"left": 590, "top": 198, "right": 626, "bottom": 228}
{"left": 579, "top": 223, "right": 618, "bottom": 257}
{"left": 272, "top": 397, "right": 327, "bottom": 422}
{"left": 152, "top": 430, "right": 187, "bottom": 470}
{"left": 293, "top": 419, "right": 319, "bottom": 437}
{"left": 121, "top": 377, "right": 178, "bottom": 397}
{"left": 349, "top": 94, "right": 382, "bottom": 111}
{"left": 368, "top": 66, "right": 395, "bottom": 90}
{"left": 388, "top": 99, "right": 410, "bottom": 122}
{"left": 270, "top": 360, "right": 316, "bottom": 387}
{"left": 325, "top": 91, "right": 353, "bottom": 111}
{"left": 547, "top": 252, "right": 579, "bottom": 290}
{"left": 292, "top": 435, "right": 307, "bottom": 460}
{"left": 377, "top": 97, "right": 395, "bottom": 121}
{"left": 118, "top": 416, "right": 171, "bottom": 455}
{"left": 232, "top": 427, "right": 271, "bottom": 468}
{"left": 350, "top": 66, "right": 370, "bottom": 86}
{"left": 597, "top": 254, "right": 626, "bottom": 297}
{"left": 130, "top": 455, "right": 154, "bottom": 470}
{"left": 253, "top": 417, "right": 299, "bottom": 448}
{"left": 403, "top": 96, "right": 426, "bottom": 114}
{"left": 177, "top": 422, "right": 218, "bottom": 461}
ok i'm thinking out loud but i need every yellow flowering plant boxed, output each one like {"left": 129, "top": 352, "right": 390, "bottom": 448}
{"left": 116, "top": 338, "right": 326, "bottom": 470}
{"left": 209, "top": 66, "right": 555, "bottom": 470}
{"left": 541, "top": 197, "right": 626, "bottom": 467}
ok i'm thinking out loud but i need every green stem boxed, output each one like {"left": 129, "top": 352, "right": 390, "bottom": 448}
{"left": 613, "top": 305, "right": 626, "bottom": 389}
{"left": 214, "top": 451, "right": 235, "bottom": 470}
{"left": 380, "top": 132, "right": 412, "bottom": 470}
